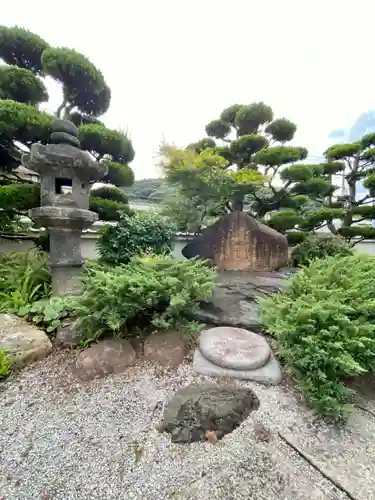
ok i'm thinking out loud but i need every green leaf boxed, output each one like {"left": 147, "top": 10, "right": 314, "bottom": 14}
{"left": 17, "top": 305, "right": 31, "bottom": 317}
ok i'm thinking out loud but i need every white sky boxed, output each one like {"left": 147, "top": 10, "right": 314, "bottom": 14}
{"left": 2, "top": 0, "right": 375, "bottom": 179}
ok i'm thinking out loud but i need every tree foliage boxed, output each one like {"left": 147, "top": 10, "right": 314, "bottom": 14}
{"left": 89, "top": 196, "right": 133, "bottom": 221}
{"left": 160, "top": 144, "right": 264, "bottom": 230}
{"left": 170, "top": 102, "right": 322, "bottom": 227}
{"left": 0, "top": 25, "right": 135, "bottom": 229}
{"left": 90, "top": 185, "right": 128, "bottom": 204}
{"left": 0, "top": 65, "right": 48, "bottom": 104}
{"left": 123, "top": 178, "right": 175, "bottom": 203}
{"left": 173, "top": 102, "right": 375, "bottom": 241}
{"left": 0, "top": 26, "right": 49, "bottom": 74}
{"left": 0, "top": 99, "right": 52, "bottom": 146}
{"left": 318, "top": 133, "right": 375, "bottom": 241}
{"left": 160, "top": 191, "right": 225, "bottom": 234}
{"left": 89, "top": 185, "right": 131, "bottom": 221}
{"left": 79, "top": 124, "right": 135, "bottom": 163}
{"left": 279, "top": 133, "right": 375, "bottom": 242}
{"left": 42, "top": 47, "right": 110, "bottom": 118}
{"left": 79, "top": 124, "right": 135, "bottom": 206}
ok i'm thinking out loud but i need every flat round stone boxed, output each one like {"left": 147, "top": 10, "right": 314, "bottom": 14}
{"left": 199, "top": 326, "right": 271, "bottom": 370}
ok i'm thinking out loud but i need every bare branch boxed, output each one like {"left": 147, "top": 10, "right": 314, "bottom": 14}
{"left": 56, "top": 97, "right": 68, "bottom": 118}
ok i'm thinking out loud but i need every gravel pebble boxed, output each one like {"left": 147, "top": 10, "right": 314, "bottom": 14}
{"left": 0, "top": 351, "right": 373, "bottom": 500}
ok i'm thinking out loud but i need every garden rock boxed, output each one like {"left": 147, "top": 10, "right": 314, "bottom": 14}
{"left": 72, "top": 339, "right": 135, "bottom": 381}
{"left": 55, "top": 321, "right": 81, "bottom": 348}
{"left": 159, "top": 383, "right": 259, "bottom": 443}
{"left": 193, "top": 325, "right": 282, "bottom": 385}
{"left": 0, "top": 314, "right": 52, "bottom": 367}
{"left": 193, "top": 270, "right": 286, "bottom": 331}
{"left": 144, "top": 331, "right": 185, "bottom": 366}
{"left": 193, "top": 349, "right": 282, "bottom": 385}
{"left": 199, "top": 326, "right": 271, "bottom": 370}
{"left": 182, "top": 211, "right": 288, "bottom": 271}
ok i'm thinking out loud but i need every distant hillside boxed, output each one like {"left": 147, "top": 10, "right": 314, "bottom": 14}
{"left": 122, "top": 178, "right": 176, "bottom": 203}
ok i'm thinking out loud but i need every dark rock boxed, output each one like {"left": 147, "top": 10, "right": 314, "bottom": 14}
{"left": 192, "top": 271, "right": 287, "bottom": 331}
{"left": 160, "top": 383, "right": 259, "bottom": 443}
{"left": 50, "top": 131, "right": 81, "bottom": 149}
{"left": 182, "top": 211, "right": 288, "bottom": 271}
{"left": 55, "top": 321, "right": 81, "bottom": 348}
{"left": 51, "top": 119, "right": 79, "bottom": 137}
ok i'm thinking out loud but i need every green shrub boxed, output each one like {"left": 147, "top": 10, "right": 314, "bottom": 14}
{"left": 0, "top": 183, "right": 40, "bottom": 211}
{"left": 73, "top": 255, "right": 216, "bottom": 342}
{"left": 98, "top": 210, "right": 176, "bottom": 265}
{"left": 260, "top": 254, "right": 375, "bottom": 418}
{"left": 0, "top": 250, "right": 51, "bottom": 313}
{"left": 0, "top": 348, "right": 13, "bottom": 378}
{"left": 290, "top": 233, "right": 352, "bottom": 267}
{"left": 0, "top": 211, "right": 25, "bottom": 233}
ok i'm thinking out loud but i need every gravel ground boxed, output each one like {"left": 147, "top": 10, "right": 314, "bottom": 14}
{"left": 0, "top": 352, "right": 373, "bottom": 500}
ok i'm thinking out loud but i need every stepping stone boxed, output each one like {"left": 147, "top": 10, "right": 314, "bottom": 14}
{"left": 199, "top": 326, "right": 271, "bottom": 370}
{"left": 193, "top": 348, "right": 282, "bottom": 385}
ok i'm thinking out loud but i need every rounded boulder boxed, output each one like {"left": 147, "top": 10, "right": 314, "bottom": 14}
{"left": 73, "top": 338, "right": 135, "bottom": 381}
{"left": 144, "top": 331, "right": 186, "bottom": 367}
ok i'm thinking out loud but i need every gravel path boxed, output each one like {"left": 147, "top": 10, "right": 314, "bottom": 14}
{"left": 0, "top": 352, "right": 374, "bottom": 500}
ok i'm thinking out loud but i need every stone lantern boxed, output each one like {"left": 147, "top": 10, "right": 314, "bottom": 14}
{"left": 22, "top": 120, "right": 107, "bottom": 296}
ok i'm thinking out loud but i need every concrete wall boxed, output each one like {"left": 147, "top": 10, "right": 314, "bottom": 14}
{"left": 0, "top": 233, "right": 192, "bottom": 260}
{"left": 1, "top": 234, "right": 375, "bottom": 259}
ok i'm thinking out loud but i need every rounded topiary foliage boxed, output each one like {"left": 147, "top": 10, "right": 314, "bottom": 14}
{"left": 290, "top": 234, "right": 353, "bottom": 267}
{"left": 90, "top": 185, "right": 128, "bottom": 204}
{"left": 286, "top": 231, "right": 307, "bottom": 246}
{"left": 97, "top": 210, "right": 176, "bottom": 265}
{"left": 89, "top": 196, "right": 133, "bottom": 221}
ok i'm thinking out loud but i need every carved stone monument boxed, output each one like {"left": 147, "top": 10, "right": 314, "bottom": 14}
{"left": 182, "top": 211, "right": 288, "bottom": 271}
{"left": 22, "top": 120, "right": 106, "bottom": 296}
